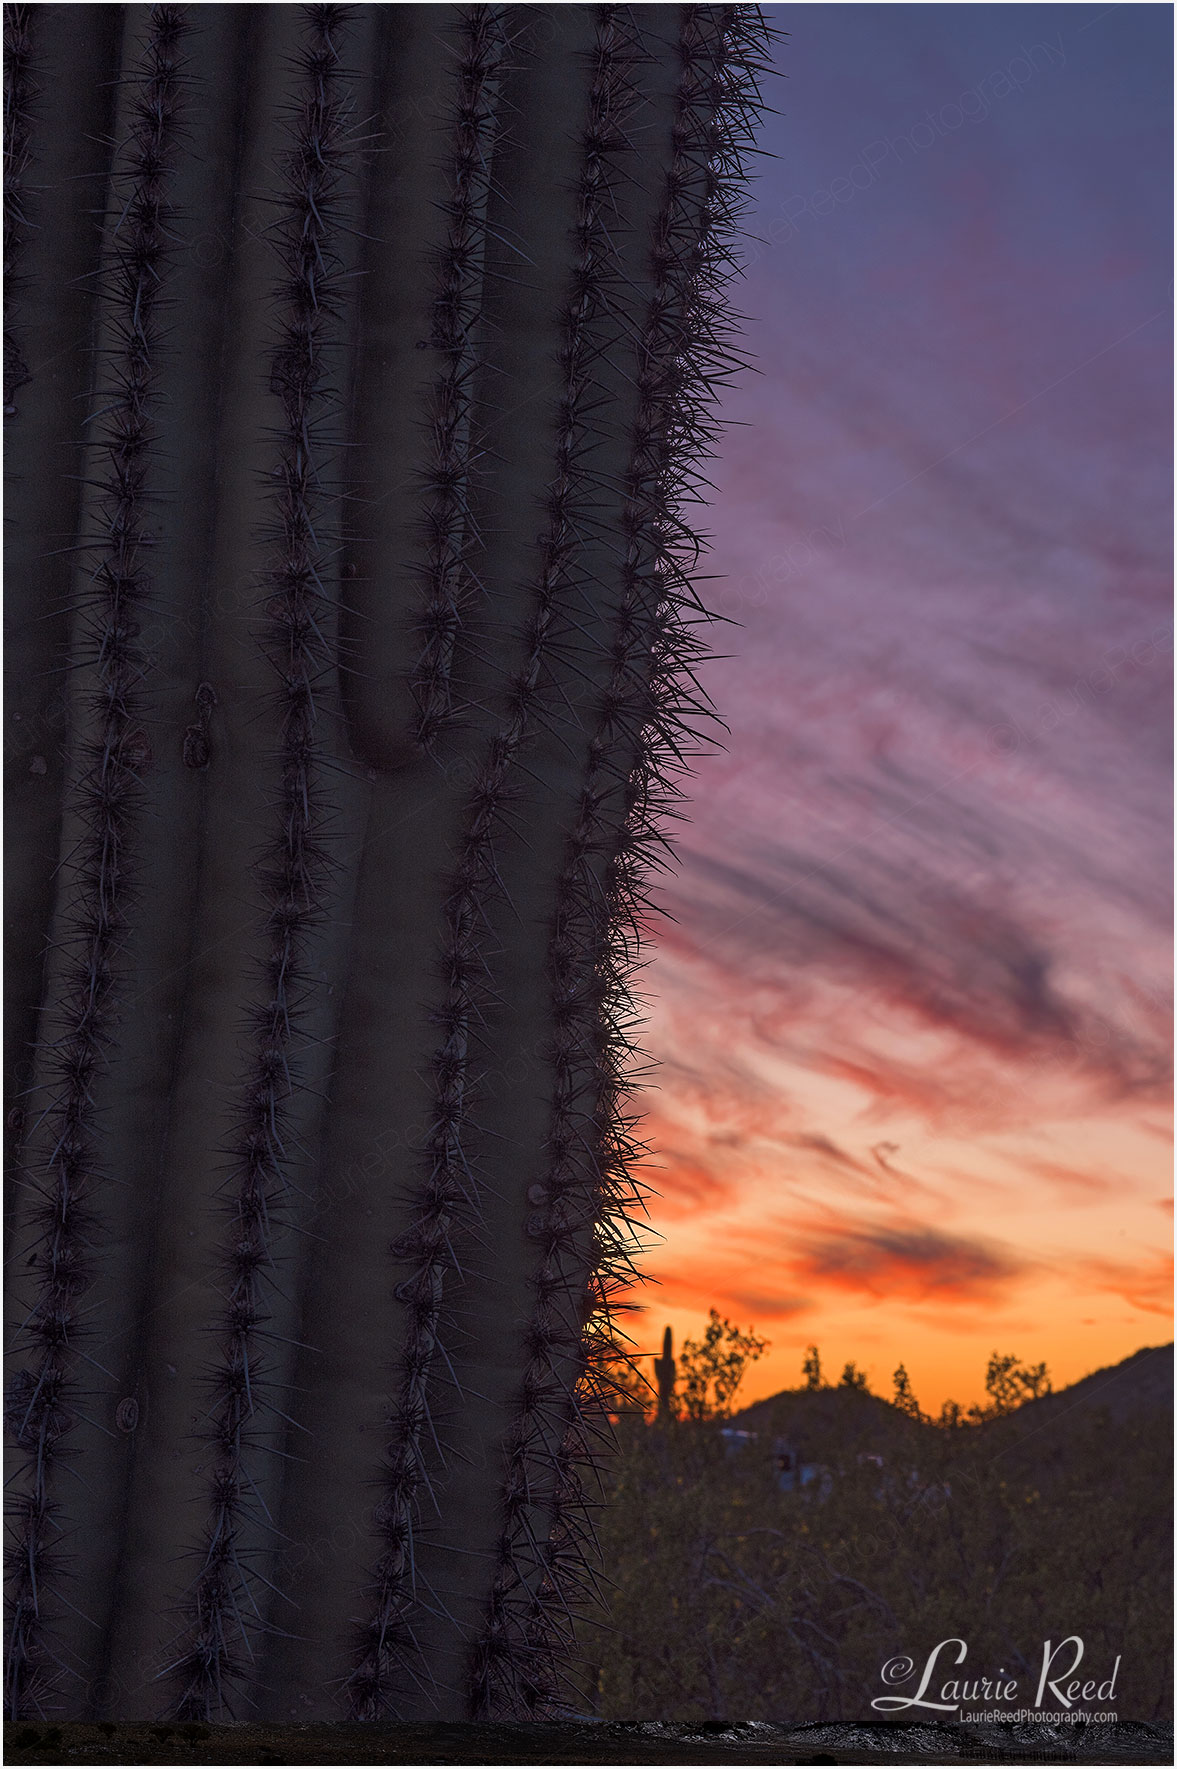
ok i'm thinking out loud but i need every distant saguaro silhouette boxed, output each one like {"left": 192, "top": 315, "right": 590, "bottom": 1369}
{"left": 654, "top": 1325, "right": 677, "bottom": 1420}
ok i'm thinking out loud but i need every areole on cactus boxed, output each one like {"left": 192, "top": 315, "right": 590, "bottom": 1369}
{"left": 3, "top": 0, "right": 771, "bottom": 1723}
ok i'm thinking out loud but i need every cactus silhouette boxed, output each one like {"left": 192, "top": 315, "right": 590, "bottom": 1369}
{"left": 654, "top": 1325, "right": 677, "bottom": 1421}
{"left": 4, "top": 0, "right": 769, "bottom": 1723}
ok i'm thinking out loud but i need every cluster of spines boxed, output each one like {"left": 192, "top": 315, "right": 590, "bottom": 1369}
{"left": 470, "top": 1, "right": 774, "bottom": 1718}
{"left": 346, "top": 2, "right": 646, "bottom": 1720}
{"left": 466, "top": 2, "right": 656, "bottom": 1718}
{"left": 409, "top": 4, "right": 506, "bottom": 751}
{"left": 169, "top": 4, "right": 355, "bottom": 1722}
{"left": 3, "top": 6, "right": 188, "bottom": 1721}
{"left": 2, "top": 1, "right": 35, "bottom": 410}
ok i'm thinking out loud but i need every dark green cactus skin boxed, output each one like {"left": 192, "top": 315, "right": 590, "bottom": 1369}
{"left": 3, "top": 0, "right": 769, "bottom": 1724}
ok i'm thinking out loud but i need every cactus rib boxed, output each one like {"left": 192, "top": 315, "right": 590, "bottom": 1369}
{"left": 2, "top": 1, "right": 35, "bottom": 411}
{"left": 171, "top": 3, "right": 355, "bottom": 1721}
{"left": 409, "top": 3, "right": 508, "bottom": 752}
{"left": 4, "top": 5, "right": 188, "bottom": 1720}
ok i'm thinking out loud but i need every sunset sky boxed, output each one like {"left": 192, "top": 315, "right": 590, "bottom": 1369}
{"left": 633, "top": 3, "right": 1173, "bottom": 1413}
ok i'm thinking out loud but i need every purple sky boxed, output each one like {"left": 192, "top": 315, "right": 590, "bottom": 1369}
{"left": 639, "top": 3, "right": 1172, "bottom": 1408}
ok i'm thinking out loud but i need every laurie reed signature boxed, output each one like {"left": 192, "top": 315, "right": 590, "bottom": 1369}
{"left": 871, "top": 1637, "right": 1122, "bottom": 1714}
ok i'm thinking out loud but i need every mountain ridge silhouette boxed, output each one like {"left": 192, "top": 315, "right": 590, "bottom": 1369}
{"left": 729, "top": 1340, "right": 1173, "bottom": 1454}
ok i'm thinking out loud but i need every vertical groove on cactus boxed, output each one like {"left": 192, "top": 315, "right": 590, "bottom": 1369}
{"left": 169, "top": 3, "right": 356, "bottom": 1721}
{"left": 2, "top": 2, "right": 35, "bottom": 412}
{"left": 471, "top": 1, "right": 773, "bottom": 1716}
{"left": 409, "top": 3, "right": 507, "bottom": 753}
{"left": 3, "top": 5, "right": 189, "bottom": 1719}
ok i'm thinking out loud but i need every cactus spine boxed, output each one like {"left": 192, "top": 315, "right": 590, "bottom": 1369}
{"left": 4, "top": 1, "right": 770, "bottom": 1724}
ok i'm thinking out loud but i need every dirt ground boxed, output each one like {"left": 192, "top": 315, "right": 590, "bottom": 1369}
{"left": 3, "top": 1719, "right": 1172, "bottom": 1765}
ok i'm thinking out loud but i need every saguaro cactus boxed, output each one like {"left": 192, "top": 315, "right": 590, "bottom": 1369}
{"left": 4, "top": 1, "right": 769, "bottom": 1724}
{"left": 654, "top": 1325, "right": 677, "bottom": 1421}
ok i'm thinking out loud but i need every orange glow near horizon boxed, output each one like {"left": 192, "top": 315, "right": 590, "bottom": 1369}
{"left": 619, "top": 942, "right": 1172, "bottom": 1418}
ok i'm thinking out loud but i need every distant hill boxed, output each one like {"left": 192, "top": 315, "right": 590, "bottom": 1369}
{"left": 731, "top": 1379, "right": 925, "bottom": 1462}
{"left": 975, "top": 1342, "right": 1173, "bottom": 1483}
{"left": 996, "top": 1340, "right": 1172, "bottom": 1429}
{"left": 731, "top": 1342, "right": 1173, "bottom": 1463}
